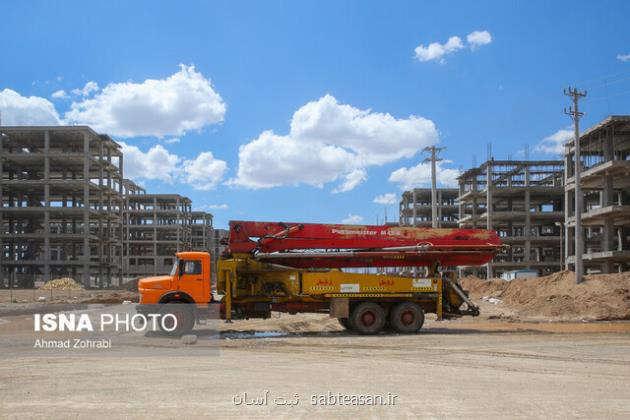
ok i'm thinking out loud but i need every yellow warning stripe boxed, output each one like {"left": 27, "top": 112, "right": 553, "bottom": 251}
{"left": 324, "top": 293, "right": 414, "bottom": 298}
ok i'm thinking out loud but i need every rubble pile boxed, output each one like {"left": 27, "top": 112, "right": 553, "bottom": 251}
{"left": 39, "top": 278, "right": 84, "bottom": 291}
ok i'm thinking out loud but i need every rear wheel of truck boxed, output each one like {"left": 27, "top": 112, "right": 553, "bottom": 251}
{"left": 389, "top": 302, "right": 424, "bottom": 334}
{"left": 351, "top": 302, "right": 385, "bottom": 334}
{"left": 338, "top": 317, "right": 355, "bottom": 331}
{"left": 159, "top": 302, "right": 195, "bottom": 336}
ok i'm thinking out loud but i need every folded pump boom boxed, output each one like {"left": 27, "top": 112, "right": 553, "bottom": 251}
{"left": 227, "top": 220, "right": 503, "bottom": 269}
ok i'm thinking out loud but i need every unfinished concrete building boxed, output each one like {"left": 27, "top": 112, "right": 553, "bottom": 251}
{"left": 458, "top": 159, "right": 564, "bottom": 278}
{"left": 123, "top": 187, "right": 193, "bottom": 279}
{"left": 0, "top": 126, "right": 124, "bottom": 287}
{"left": 399, "top": 188, "right": 459, "bottom": 228}
{"left": 210, "top": 228, "right": 229, "bottom": 284}
{"left": 565, "top": 116, "right": 630, "bottom": 274}
{"left": 191, "top": 211, "right": 213, "bottom": 251}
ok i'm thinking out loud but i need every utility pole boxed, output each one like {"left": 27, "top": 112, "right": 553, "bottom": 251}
{"left": 564, "top": 87, "right": 587, "bottom": 284}
{"left": 423, "top": 146, "right": 444, "bottom": 228}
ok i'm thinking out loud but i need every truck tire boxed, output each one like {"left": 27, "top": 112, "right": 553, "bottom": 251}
{"left": 351, "top": 302, "right": 386, "bottom": 335}
{"left": 159, "top": 302, "right": 195, "bottom": 336}
{"left": 389, "top": 302, "right": 424, "bottom": 334}
{"left": 338, "top": 317, "right": 354, "bottom": 331}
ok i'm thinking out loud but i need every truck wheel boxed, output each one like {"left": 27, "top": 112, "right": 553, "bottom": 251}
{"left": 338, "top": 317, "right": 354, "bottom": 331}
{"left": 351, "top": 302, "right": 385, "bottom": 334}
{"left": 390, "top": 302, "right": 424, "bottom": 334}
{"left": 160, "top": 302, "right": 195, "bottom": 336}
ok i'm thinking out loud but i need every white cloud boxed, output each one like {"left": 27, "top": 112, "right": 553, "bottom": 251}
{"left": 617, "top": 54, "right": 630, "bottom": 62}
{"left": 164, "top": 137, "right": 181, "bottom": 144}
{"left": 332, "top": 168, "right": 367, "bottom": 193}
{"left": 72, "top": 81, "right": 99, "bottom": 97}
{"left": 373, "top": 193, "right": 398, "bottom": 205}
{"left": 414, "top": 30, "right": 492, "bottom": 63}
{"left": 231, "top": 94, "right": 438, "bottom": 192}
{"left": 389, "top": 160, "right": 461, "bottom": 190}
{"left": 467, "top": 30, "right": 492, "bottom": 49}
{"left": 205, "top": 204, "right": 229, "bottom": 210}
{"left": 51, "top": 89, "right": 68, "bottom": 99}
{"left": 119, "top": 142, "right": 180, "bottom": 183}
{"left": 0, "top": 88, "right": 61, "bottom": 125}
{"left": 119, "top": 142, "right": 227, "bottom": 190}
{"left": 183, "top": 151, "right": 227, "bottom": 190}
{"left": 65, "top": 65, "right": 226, "bottom": 138}
{"left": 414, "top": 36, "right": 464, "bottom": 63}
{"left": 534, "top": 128, "right": 573, "bottom": 155}
{"left": 342, "top": 214, "right": 363, "bottom": 224}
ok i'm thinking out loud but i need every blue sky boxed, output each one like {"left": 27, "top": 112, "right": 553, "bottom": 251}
{"left": 2, "top": 0, "right": 630, "bottom": 228}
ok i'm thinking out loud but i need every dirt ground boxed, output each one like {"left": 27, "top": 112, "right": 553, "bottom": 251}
{"left": 461, "top": 270, "right": 630, "bottom": 322}
{"left": 1, "top": 308, "right": 630, "bottom": 419}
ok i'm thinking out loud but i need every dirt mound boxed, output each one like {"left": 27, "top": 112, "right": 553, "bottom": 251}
{"left": 39, "top": 278, "right": 84, "bottom": 291}
{"left": 460, "top": 271, "right": 630, "bottom": 321}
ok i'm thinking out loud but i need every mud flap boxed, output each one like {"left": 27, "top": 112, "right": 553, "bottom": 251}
{"left": 330, "top": 298, "right": 349, "bottom": 318}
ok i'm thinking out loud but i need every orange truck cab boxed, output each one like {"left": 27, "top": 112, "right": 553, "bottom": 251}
{"left": 137, "top": 251, "right": 214, "bottom": 333}
{"left": 138, "top": 251, "right": 213, "bottom": 305}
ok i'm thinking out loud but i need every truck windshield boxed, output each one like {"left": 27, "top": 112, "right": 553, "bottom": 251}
{"left": 169, "top": 259, "right": 179, "bottom": 276}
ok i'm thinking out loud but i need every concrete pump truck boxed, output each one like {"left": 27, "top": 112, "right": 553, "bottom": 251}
{"left": 137, "top": 220, "right": 503, "bottom": 335}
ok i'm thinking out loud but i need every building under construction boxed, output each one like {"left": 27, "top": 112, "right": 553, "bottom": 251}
{"left": 399, "top": 188, "right": 459, "bottom": 228}
{"left": 0, "top": 124, "right": 215, "bottom": 287}
{"left": 210, "top": 228, "right": 228, "bottom": 284}
{"left": 565, "top": 116, "right": 630, "bottom": 274}
{"left": 191, "top": 211, "right": 213, "bottom": 252}
{"left": 123, "top": 189, "right": 193, "bottom": 279}
{"left": 0, "top": 126, "right": 124, "bottom": 287}
{"left": 121, "top": 178, "right": 213, "bottom": 279}
{"left": 458, "top": 159, "right": 565, "bottom": 278}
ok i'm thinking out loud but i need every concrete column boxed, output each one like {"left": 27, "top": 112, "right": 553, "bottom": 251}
{"left": 486, "top": 161, "right": 493, "bottom": 278}
{"left": 458, "top": 181, "right": 464, "bottom": 224}
{"left": 604, "top": 127, "right": 614, "bottom": 162}
{"left": 524, "top": 190, "right": 531, "bottom": 269}
{"left": 118, "top": 153, "right": 124, "bottom": 286}
{"left": 602, "top": 175, "right": 614, "bottom": 261}
{"left": 398, "top": 199, "right": 409, "bottom": 225}
{"left": 437, "top": 191, "right": 443, "bottom": 228}
{"left": 176, "top": 197, "right": 181, "bottom": 252}
{"left": 411, "top": 190, "right": 417, "bottom": 227}
{"left": 44, "top": 131, "right": 51, "bottom": 282}
{"left": 98, "top": 140, "right": 104, "bottom": 287}
{"left": 0, "top": 132, "right": 4, "bottom": 282}
{"left": 153, "top": 196, "right": 157, "bottom": 276}
{"left": 82, "top": 133, "right": 91, "bottom": 287}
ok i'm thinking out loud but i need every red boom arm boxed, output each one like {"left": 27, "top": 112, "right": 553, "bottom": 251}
{"left": 227, "top": 220, "right": 503, "bottom": 269}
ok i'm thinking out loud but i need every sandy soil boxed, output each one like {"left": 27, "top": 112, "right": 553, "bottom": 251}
{"left": 461, "top": 271, "right": 630, "bottom": 322}
{"left": 1, "top": 309, "right": 630, "bottom": 419}
{"left": 1, "top": 277, "right": 630, "bottom": 418}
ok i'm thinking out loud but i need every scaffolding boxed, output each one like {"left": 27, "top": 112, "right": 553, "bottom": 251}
{"left": 458, "top": 159, "right": 564, "bottom": 278}
{"left": 565, "top": 116, "right": 630, "bottom": 273}
{"left": 0, "top": 126, "right": 124, "bottom": 287}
